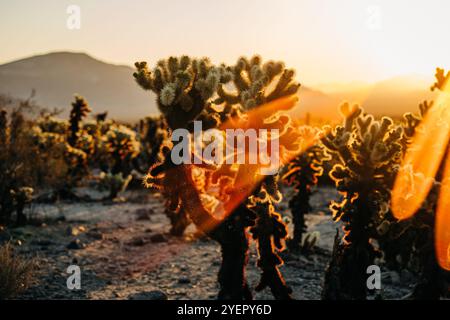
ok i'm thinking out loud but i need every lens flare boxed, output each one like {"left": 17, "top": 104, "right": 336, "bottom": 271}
{"left": 391, "top": 80, "right": 450, "bottom": 220}
{"left": 173, "top": 95, "right": 322, "bottom": 234}
{"left": 391, "top": 78, "right": 450, "bottom": 270}
{"left": 436, "top": 153, "right": 450, "bottom": 270}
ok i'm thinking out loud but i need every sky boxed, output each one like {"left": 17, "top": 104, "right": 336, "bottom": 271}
{"left": 1, "top": 0, "right": 450, "bottom": 86}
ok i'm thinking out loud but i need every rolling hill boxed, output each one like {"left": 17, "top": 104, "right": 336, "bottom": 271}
{"left": 0, "top": 52, "right": 158, "bottom": 121}
{"left": 0, "top": 52, "right": 437, "bottom": 122}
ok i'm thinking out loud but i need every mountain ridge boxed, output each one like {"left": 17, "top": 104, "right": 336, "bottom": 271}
{"left": 0, "top": 51, "right": 436, "bottom": 122}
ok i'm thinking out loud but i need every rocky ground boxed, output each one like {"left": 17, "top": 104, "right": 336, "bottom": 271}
{"left": 0, "top": 187, "right": 416, "bottom": 300}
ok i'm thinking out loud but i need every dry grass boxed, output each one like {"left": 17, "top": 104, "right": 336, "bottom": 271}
{"left": 0, "top": 242, "right": 34, "bottom": 299}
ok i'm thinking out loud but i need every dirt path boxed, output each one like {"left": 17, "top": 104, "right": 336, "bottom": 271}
{"left": 0, "top": 187, "right": 414, "bottom": 300}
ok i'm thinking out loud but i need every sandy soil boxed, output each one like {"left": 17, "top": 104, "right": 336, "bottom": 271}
{"left": 0, "top": 187, "right": 415, "bottom": 300}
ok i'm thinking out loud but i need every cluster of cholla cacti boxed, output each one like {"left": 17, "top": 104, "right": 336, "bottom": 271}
{"left": 1, "top": 51, "right": 448, "bottom": 300}
{"left": 316, "top": 70, "right": 450, "bottom": 300}
{"left": 0, "top": 92, "right": 167, "bottom": 224}
{"left": 134, "top": 55, "right": 302, "bottom": 299}
{"left": 32, "top": 95, "right": 141, "bottom": 201}
{"left": 0, "top": 98, "right": 40, "bottom": 225}
{"left": 134, "top": 55, "right": 450, "bottom": 300}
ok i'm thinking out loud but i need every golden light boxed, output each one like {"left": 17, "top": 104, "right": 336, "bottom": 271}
{"left": 391, "top": 80, "right": 450, "bottom": 220}
{"left": 436, "top": 153, "right": 450, "bottom": 270}
{"left": 183, "top": 95, "right": 319, "bottom": 233}
{"left": 391, "top": 78, "right": 450, "bottom": 270}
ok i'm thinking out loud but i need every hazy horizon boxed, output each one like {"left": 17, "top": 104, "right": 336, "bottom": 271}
{"left": 2, "top": 0, "right": 450, "bottom": 87}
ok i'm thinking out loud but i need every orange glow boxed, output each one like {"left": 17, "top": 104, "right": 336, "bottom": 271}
{"left": 391, "top": 79, "right": 450, "bottom": 271}
{"left": 185, "top": 95, "right": 320, "bottom": 233}
{"left": 218, "top": 96, "right": 307, "bottom": 215}
{"left": 436, "top": 152, "right": 450, "bottom": 270}
{"left": 391, "top": 80, "right": 450, "bottom": 220}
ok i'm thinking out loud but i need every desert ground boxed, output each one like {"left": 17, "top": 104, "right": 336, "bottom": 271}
{"left": 1, "top": 187, "right": 415, "bottom": 300}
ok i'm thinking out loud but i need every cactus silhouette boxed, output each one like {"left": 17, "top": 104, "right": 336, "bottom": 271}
{"left": 283, "top": 126, "right": 326, "bottom": 250}
{"left": 321, "top": 103, "right": 403, "bottom": 299}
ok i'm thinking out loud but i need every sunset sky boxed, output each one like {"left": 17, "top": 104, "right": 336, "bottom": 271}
{"left": 1, "top": 0, "right": 450, "bottom": 86}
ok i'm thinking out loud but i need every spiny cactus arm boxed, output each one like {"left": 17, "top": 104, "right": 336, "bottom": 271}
{"left": 340, "top": 102, "right": 362, "bottom": 131}
{"left": 266, "top": 69, "right": 300, "bottom": 102}
{"left": 250, "top": 201, "right": 292, "bottom": 299}
{"left": 217, "top": 55, "right": 300, "bottom": 112}
{"left": 430, "top": 67, "right": 450, "bottom": 91}
{"left": 134, "top": 56, "right": 233, "bottom": 130}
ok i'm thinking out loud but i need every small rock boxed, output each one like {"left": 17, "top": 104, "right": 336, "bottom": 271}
{"left": 150, "top": 233, "right": 167, "bottom": 243}
{"left": 390, "top": 271, "right": 401, "bottom": 284}
{"left": 129, "top": 237, "right": 146, "bottom": 246}
{"left": 135, "top": 208, "right": 152, "bottom": 221}
{"left": 31, "top": 239, "right": 54, "bottom": 247}
{"left": 178, "top": 277, "right": 191, "bottom": 284}
{"left": 67, "top": 239, "right": 86, "bottom": 250}
{"left": 88, "top": 231, "right": 105, "bottom": 240}
{"left": 129, "top": 290, "right": 167, "bottom": 300}
{"left": 211, "top": 261, "right": 220, "bottom": 267}
{"left": 66, "top": 226, "right": 79, "bottom": 236}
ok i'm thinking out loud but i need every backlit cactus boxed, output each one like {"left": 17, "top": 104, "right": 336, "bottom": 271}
{"left": 282, "top": 126, "right": 326, "bottom": 250}
{"left": 134, "top": 57, "right": 233, "bottom": 131}
{"left": 104, "top": 124, "right": 140, "bottom": 175}
{"left": 136, "top": 54, "right": 301, "bottom": 299}
{"left": 68, "top": 95, "right": 91, "bottom": 147}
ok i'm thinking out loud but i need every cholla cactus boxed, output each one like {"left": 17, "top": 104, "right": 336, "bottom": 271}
{"left": 213, "top": 55, "right": 301, "bottom": 299}
{"left": 135, "top": 115, "right": 168, "bottom": 174}
{"left": 97, "top": 172, "right": 132, "bottom": 200}
{"left": 0, "top": 108, "right": 37, "bottom": 224}
{"left": 104, "top": 124, "right": 140, "bottom": 175}
{"left": 10, "top": 187, "right": 33, "bottom": 225}
{"left": 0, "top": 109, "right": 7, "bottom": 144}
{"left": 283, "top": 126, "right": 326, "bottom": 250}
{"left": 321, "top": 103, "right": 403, "bottom": 300}
{"left": 68, "top": 95, "right": 91, "bottom": 147}
{"left": 37, "top": 116, "right": 69, "bottom": 135}
{"left": 137, "top": 55, "right": 301, "bottom": 300}
{"left": 134, "top": 56, "right": 233, "bottom": 131}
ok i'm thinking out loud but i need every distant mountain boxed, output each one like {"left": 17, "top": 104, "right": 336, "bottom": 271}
{"left": 294, "top": 74, "right": 437, "bottom": 121}
{"left": 0, "top": 52, "right": 437, "bottom": 122}
{"left": 0, "top": 52, "right": 158, "bottom": 121}
{"left": 356, "top": 75, "right": 436, "bottom": 117}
